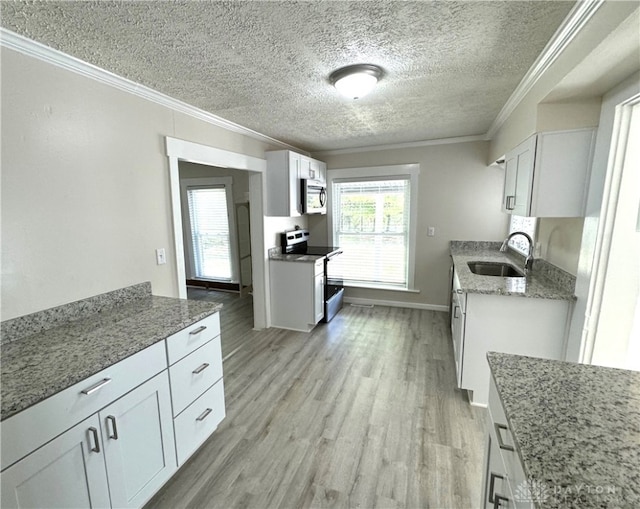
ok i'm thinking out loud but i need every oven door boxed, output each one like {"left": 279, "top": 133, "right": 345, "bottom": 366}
{"left": 303, "top": 180, "right": 326, "bottom": 215}
{"left": 322, "top": 251, "right": 344, "bottom": 323}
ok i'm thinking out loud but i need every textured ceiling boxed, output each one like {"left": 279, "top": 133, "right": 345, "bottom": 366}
{"left": 1, "top": 1, "right": 575, "bottom": 152}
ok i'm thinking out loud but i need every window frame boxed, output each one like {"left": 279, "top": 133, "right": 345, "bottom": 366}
{"left": 180, "top": 177, "right": 239, "bottom": 283}
{"left": 327, "top": 164, "right": 420, "bottom": 291}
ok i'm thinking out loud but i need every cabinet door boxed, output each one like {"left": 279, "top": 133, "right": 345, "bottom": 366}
{"left": 1, "top": 415, "right": 111, "bottom": 509}
{"left": 481, "top": 432, "right": 513, "bottom": 509}
{"left": 502, "top": 152, "right": 518, "bottom": 213}
{"left": 314, "top": 273, "right": 325, "bottom": 323}
{"left": 288, "top": 152, "right": 302, "bottom": 216}
{"left": 512, "top": 136, "right": 536, "bottom": 217}
{"left": 101, "top": 372, "right": 176, "bottom": 509}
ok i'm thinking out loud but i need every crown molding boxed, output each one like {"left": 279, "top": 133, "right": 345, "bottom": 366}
{"left": 485, "top": 0, "right": 605, "bottom": 140}
{"left": 312, "top": 134, "right": 486, "bottom": 157}
{"left": 0, "top": 28, "right": 302, "bottom": 153}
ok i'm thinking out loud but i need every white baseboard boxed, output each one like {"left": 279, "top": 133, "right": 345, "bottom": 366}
{"left": 344, "top": 296, "right": 448, "bottom": 313}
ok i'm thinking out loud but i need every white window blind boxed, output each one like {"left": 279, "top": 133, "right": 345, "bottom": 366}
{"left": 332, "top": 178, "right": 410, "bottom": 288}
{"left": 186, "top": 186, "right": 232, "bottom": 281}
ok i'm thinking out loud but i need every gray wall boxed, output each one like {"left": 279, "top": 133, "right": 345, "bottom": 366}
{"left": 0, "top": 47, "right": 281, "bottom": 320}
{"left": 314, "top": 141, "right": 509, "bottom": 308}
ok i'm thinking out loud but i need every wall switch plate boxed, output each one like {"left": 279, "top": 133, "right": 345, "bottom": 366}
{"left": 156, "top": 248, "right": 166, "bottom": 265}
{"left": 427, "top": 226, "right": 436, "bottom": 237}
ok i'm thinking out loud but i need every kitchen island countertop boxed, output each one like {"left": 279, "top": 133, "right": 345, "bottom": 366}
{"left": 1, "top": 290, "right": 222, "bottom": 421}
{"left": 488, "top": 352, "right": 640, "bottom": 508}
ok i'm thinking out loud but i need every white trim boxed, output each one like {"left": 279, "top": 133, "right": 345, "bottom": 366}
{"left": 165, "top": 136, "right": 268, "bottom": 329}
{"left": 580, "top": 94, "right": 640, "bottom": 364}
{"left": 485, "top": 0, "right": 604, "bottom": 139}
{"left": 0, "top": 28, "right": 301, "bottom": 153}
{"left": 166, "top": 137, "right": 267, "bottom": 173}
{"left": 313, "top": 135, "right": 485, "bottom": 157}
{"left": 343, "top": 282, "right": 420, "bottom": 293}
{"left": 344, "top": 297, "right": 447, "bottom": 313}
{"left": 327, "top": 164, "right": 420, "bottom": 291}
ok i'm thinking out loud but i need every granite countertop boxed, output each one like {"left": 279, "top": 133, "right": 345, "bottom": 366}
{"left": 1, "top": 295, "right": 222, "bottom": 421}
{"left": 269, "top": 252, "right": 325, "bottom": 263}
{"left": 450, "top": 241, "right": 576, "bottom": 300}
{"left": 488, "top": 352, "right": 640, "bottom": 509}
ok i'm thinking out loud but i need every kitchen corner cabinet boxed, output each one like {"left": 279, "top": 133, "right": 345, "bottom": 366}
{"left": 266, "top": 150, "right": 327, "bottom": 217}
{"left": 270, "top": 258, "right": 324, "bottom": 332}
{"left": 502, "top": 128, "right": 596, "bottom": 217}
{"left": 450, "top": 270, "right": 570, "bottom": 406}
{"left": 481, "top": 377, "right": 531, "bottom": 509}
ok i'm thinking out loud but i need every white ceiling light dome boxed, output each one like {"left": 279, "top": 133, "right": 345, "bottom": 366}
{"left": 329, "top": 64, "right": 383, "bottom": 99}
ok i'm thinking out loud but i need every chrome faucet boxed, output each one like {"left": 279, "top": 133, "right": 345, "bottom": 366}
{"left": 500, "top": 231, "right": 534, "bottom": 274}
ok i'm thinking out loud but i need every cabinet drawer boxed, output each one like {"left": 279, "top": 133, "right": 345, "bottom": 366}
{"left": 169, "top": 337, "right": 223, "bottom": 417}
{"left": 166, "top": 313, "right": 220, "bottom": 365}
{"left": 1, "top": 341, "right": 166, "bottom": 471}
{"left": 174, "top": 379, "right": 225, "bottom": 466}
{"left": 314, "top": 259, "right": 324, "bottom": 276}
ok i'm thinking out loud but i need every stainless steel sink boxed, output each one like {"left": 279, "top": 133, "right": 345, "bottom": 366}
{"left": 467, "top": 261, "right": 524, "bottom": 277}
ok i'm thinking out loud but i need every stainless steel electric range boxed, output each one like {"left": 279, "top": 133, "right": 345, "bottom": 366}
{"left": 280, "top": 229, "right": 344, "bottom": 323}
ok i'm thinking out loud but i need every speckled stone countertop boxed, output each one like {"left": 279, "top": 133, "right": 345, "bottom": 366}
{"left": 451, "top": 241, "right": 576, "bottom": 300}
{"left": 488, "top": 352, "right": 640, "bottom": 509}
{"left": 268, "top": 246, "right": 325, "bottom": 264}
{"left": 1, "top": 293, "right": 222, "bottom": 421}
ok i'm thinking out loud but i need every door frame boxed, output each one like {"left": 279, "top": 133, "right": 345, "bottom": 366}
{"left": 165, "top": 137, "right": 268, "bottom": 329}
{"left": 580, "top": 94, "right": 640, "bottom": 365}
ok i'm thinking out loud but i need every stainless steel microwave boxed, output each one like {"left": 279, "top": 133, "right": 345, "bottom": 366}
{"left": 302, "top": 179, "right": 326, "bottom": 215}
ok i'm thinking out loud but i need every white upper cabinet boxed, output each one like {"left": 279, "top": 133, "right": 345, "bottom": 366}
{"left": 266, "top": 150, "right": 327, "bottom": 217}
{"left": 502, "top": 128, "right": 596, "bottom": 217}
{"left": 266, "top": 150, "right": 303, "bottom": 217}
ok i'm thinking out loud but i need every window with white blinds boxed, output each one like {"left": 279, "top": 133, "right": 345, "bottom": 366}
{"left": 332, "top": 177, "right": 411, "bottom": 288}
{"left": 186, "top": 186, "right": 233, "bottom": 281}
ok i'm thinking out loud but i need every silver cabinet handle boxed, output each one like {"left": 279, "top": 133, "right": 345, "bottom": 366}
{"left": 453, "top": 306, "right": 460, "bottom": 319}
{"left": 106, "top": 415, "right": 119, "bottom": 440}
{"left": 495, "top": 423, "right": 514, "bottom": 451}
{"left": 506, "top": 195, "right": 515, "bottom": 210}
{"left": 189, "top": 325, "right": 207, "bottom": 335}
{"left": 456, "top": 289, "right": 463, "bottom": 294}
{"left": 196, "top": 408, "right": 213, "bottom": 421}
{"left": 81, "top": 378, "right": 112, "bottom": 395}
{"left": 488, "top": 472, "right": 504, "bottom": 504}
{"left": 494, "top": 494, "right": 509, "bottom": 509}
{"left": 88, "top": 427, "right": 100, "bottom": 453}
{"left": 192, "top": 363, "right": 210, "bottom": 375}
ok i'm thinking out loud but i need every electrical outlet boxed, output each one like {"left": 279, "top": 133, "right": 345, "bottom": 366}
{"left": 427, "top": 226, "right": 436, "bottom": 237}
{"left": 156, "top": 248, "right": 166, "bottom": 265}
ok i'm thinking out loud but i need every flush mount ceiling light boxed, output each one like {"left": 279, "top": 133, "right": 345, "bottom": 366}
{"left": 329, "top": 64, "right": 383, "bottom": 99}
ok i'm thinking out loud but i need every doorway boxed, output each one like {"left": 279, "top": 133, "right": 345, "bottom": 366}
{"left": 165, "top": 137, "right": 268, "bottom": 330}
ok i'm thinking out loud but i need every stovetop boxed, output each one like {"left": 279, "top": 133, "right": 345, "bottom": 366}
{"left": 285, "top": 245, "right": 341, "bottom": 257}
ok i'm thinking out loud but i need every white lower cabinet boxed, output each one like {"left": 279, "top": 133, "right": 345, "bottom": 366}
{"left": 1, "top": 312, "right": 225, "bottom": 508}
{"left": 270, "top": 258, "right": 325, "bottom": 332}
{"left": 100, "top": 372, "right": 176, "bottom": 508}
{"left": 174, "top": 379, "right": 226, "bottom": 465}
{"left": 1, "top": 414, "right": 111, "bottom": 508}
{"left": 166, "top": 313, "right": 225, "bottom": 467}
{"left": 1, "top": 372, "right": 175, "bottom": 509}
{"left": 481, "top": 377, "right": 532, "bottom": 509}
{"left": 452, "top": 270, "right": 571, "bottom": 406}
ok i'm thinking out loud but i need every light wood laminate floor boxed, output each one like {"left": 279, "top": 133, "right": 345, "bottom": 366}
{"left": 147, "top": 300, "right": 487, "bottom": 509}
